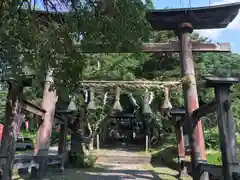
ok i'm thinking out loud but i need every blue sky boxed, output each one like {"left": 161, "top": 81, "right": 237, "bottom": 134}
{"left": 152, "top": 0, "right": 240, "bottom": 53}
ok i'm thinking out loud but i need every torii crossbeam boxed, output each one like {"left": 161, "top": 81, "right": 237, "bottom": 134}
{"left": 141, "top": 41, "right": 231, "bottom": 53}
{"left": 75, "top": 41, "right": 231, "bottom": 53}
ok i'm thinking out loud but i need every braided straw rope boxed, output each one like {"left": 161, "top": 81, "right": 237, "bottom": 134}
{"left": 80, "top": 79, "right": 186, "bottom": 89}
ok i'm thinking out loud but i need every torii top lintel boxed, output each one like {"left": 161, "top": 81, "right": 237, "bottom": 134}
{"left": 146, "top": 2, "right": 240, "bottom": 30}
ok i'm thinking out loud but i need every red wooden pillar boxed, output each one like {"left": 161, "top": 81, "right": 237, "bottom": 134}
{"left": 175, "top": 117, "right": 187, "bottom": 176}
{"left": 177, "top": 23, "right": 208, "bottom": 179}
{"left": 176, "top": 123, "right": 185, "bottom": 162}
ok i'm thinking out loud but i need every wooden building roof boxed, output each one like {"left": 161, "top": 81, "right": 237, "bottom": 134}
{"left": 146, "top": 2, "right": 240, "bottom": 30}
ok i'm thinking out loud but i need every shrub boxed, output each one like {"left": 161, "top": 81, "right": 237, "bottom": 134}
{"left": 51, "top": 131, "right": 60, "bottom": 143}
{"left": 204, "top": 128, "right": 219, "bottom": 150}
{"left": 207, "top": 151, "right": 222, "bottom": 165}
{"left": 69, "top": 150, "right": 96, "bottom": 168}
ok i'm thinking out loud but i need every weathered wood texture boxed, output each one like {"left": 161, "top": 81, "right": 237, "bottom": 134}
{"left": 141, "top": 42, "right": 231, "bottom": 52}
{"left": 146, "top": 3, "right": 240, "bottom": 30}
{"left": 190, "top": 77, "right": 240, "bottom": 180}
{"left": 0, "top": 82, "right": 25, "bottom": 180}
{"left": 197, "top": 163, "right": 240, "bottom": 179}
{"left": 174, "top": 116, "right": 188, "bottom": 177}
{"left": 77, "top": 42, "right": 231, "bottom": 53}
{"left": 192, "top": 101, "right": 216, "bottom": 119}
{"left": 15, "top": 154, "right": 63, "bottom": 178}
{"left": 197, "top": 163, "right": 222, "bottom": 178}
{"left": 21, "top": 100, "right": 65, "bottom": 124}
{"left": 22, "top": 100, "right": 45, "bottom": 117}
{"left": 178, "top": 24, "right": 208, "bottom": 180}
{"left": 208, "top": 78, "right": 239, "bottom": 180}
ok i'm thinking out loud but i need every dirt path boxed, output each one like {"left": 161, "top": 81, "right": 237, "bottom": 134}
{"left": 14, "top": 149, "right": 192, "bottom": 180}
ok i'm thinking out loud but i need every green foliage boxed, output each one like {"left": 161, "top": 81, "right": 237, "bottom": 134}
{"left": 206, "top": 151, "right": 222, "bottom": 165}
{"left": 20, "top": 130, "right": 37, "bottom": 143}
{"left": 69, "top": 151, "right": 96, "bottom": 168}
{"left": 204, "top": 128, "right": 219, "bottom": 150}
{"left": 0, "top": 0, "right": 239, "bottom": 159}
{"left": 0, "top": 89, "right": 7, "bottom": 122}
{"left": 0, "top": 0, "right": 153, "bottom": 96}
{"left": 198, "top": 53, "right": 240, "bottom": 77}
{"left": 51, "top": 131, "right": 60, "bottom": 144}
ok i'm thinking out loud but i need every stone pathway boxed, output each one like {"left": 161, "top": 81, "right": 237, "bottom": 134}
{"left": 14, "top": 148, "right": 192, "bottom": 180}
{"left": 14, "top": 163, "right": 156, "bottom": 180}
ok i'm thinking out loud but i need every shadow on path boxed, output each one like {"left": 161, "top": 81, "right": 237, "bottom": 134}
{"left": 14, "top": 147, "right": 192, "bottom": 180}
{"left": 15, "top": 166, "right": 158, "bottom": 180}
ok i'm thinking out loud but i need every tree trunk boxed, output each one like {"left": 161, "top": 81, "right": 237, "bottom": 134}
{"left": 0, "top": 82, "right": 24, "bottom": 180}
{"left": 87, "top": 121, "right": 94, "bottom": 150}
{"left": 33, "top": 69, "right": 58, "bottom": 177}
{"left": 88, "top": 138, "right": 94, "bottom": 151}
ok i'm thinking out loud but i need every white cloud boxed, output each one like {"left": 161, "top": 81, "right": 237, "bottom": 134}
{"left": 195, "top": 0, "right": 240, "bottom": 40}
{"left": 195, "top": 29, "right": 224, "bottom": 40}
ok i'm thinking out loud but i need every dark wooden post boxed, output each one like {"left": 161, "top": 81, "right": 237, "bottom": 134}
{"left": 176, "top": 23, "right": 208, "bottom": 180}
{"left": 206, "top": 77, "right": 239, "bottom": 180}
{"left": 170, "top": 108, "right": 188, "bottom": 177}
{"left": 58, "top": 118, "right": 68, "bottom": 172}
{"left": 0, "top": 82, "right": 20, "bottom": 180}
{"left": 0, "top": 77, "right": 32, "bottom": 180}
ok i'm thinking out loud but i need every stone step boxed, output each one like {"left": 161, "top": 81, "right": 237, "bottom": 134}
{"left": 96, "top": 155, "right": 151, "bottom": 164}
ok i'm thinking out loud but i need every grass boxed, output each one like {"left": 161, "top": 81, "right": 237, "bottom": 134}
{"left": 145, "top": 134, "right": 224, "bottom": 180}
{"left": 153, "top": 166, "right": 192, "bottom": 180}
{"left": 206, "top": 149, "right": 222, "bottom": 165}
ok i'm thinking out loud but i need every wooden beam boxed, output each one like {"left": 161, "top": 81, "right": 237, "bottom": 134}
{"left": 14, "top": 154, "right": 63, "bottom": 162}
{"left": 192, "top": 100, "right": 217, "bottom": 119}
{"left": 75, "top": 42, "right": 231, "bottom": 53}
{"left": 197, "top": 163, "right": 222, "bottom": 177}
{"left": 22, "top": 100, "right": 64, "bottom": 124}
{"left": 214, "top": 81, "right": 238, "bottom": 180}
{"left": 14, "top": 154, "right": 63, "bottom": 170}
{"left": 22, "top": 100, "right": 45, "bottom": 117}
{"left": 141, "top": 42, "right": 231, "bottom": 52}
{"left": 54, "top": 114, "right": 65, "bottom": 124}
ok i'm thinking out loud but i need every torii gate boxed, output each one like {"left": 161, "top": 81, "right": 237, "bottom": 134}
{"left": 145, "top": 2, "right": 240, "bottom": 180}
{"left": 11, "top": 2, "right": 240, "bottom": 179}
{"left": 33, "top": 0, "right": 238, "bottom": 162}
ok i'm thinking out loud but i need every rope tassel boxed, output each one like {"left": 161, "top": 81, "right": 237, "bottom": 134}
{"left": 112, "top": 86, "right": 123, "bottom": 112}
{"left": 87, "top": 88, "right": 97, "bottom": 111}
{"left": 161, "top": 86, "right": 172, "bottom": 112}
{"left": 68, "top": 96, "right": 77, "bottom": 111}
{"left": 142, "top": 89, "right": 152, "bottom": 115}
